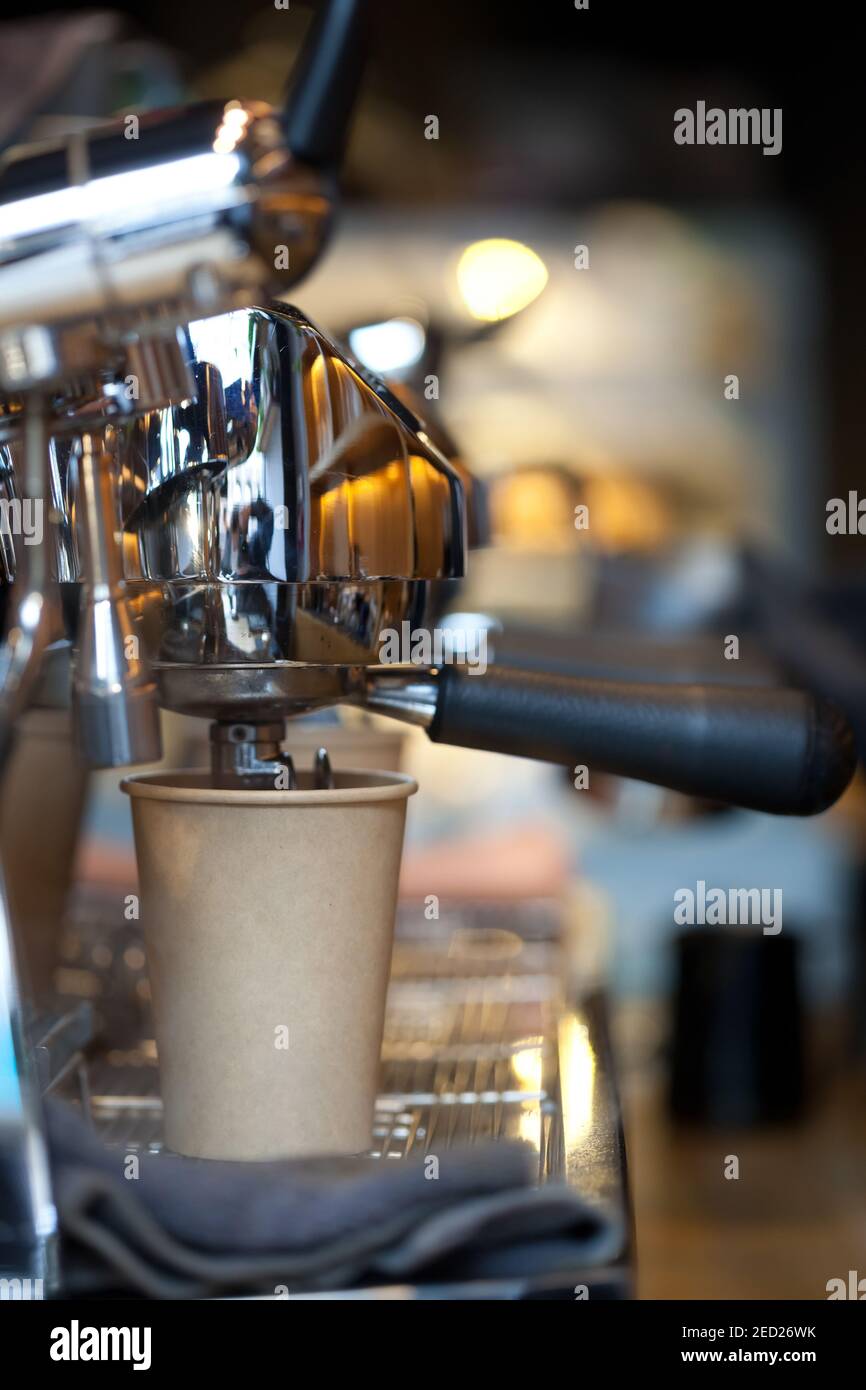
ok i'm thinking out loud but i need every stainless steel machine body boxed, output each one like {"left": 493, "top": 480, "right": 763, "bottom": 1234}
{"left": 1, "top": 302, "right": 467, "bottom": 717}
{"left": 0, "top": 0, "right": 856, "bottom": 1299}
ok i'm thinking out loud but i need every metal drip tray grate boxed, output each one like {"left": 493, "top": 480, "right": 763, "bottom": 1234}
{"left": 85, "top": 972, "right": 560, "bottom": 1169}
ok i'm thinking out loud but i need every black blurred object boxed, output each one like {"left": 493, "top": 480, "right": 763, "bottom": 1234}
{"left": 282, "top": 0, "right": 369, "bottom": 171}
{"left": 0, "top": 12, "right": 182, "bottom": 152}
{"left": 429, "top": 667, "right": 855, "bottom": 817}
{"left": 669, "top": 929, "right": 806, "bottom": 1126}
{"left": 734, "top": 549, "right": 866, "bottom": 766}
{"left": 851, "top": 861, "right": 866, "bottom": 1060}
{"left": 492, "top": 626, "right": 782, "bottom": 687}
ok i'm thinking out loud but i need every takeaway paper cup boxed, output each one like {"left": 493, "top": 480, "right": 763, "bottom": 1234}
{"left": 120, "top": 768, "right": 417, "bottom": 1160}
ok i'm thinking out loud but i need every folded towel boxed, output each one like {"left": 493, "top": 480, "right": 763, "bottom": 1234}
{"left": 46, "top": 1101, "right": 623, "bottom": 1298}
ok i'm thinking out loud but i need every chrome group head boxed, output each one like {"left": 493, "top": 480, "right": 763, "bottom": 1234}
{"left": 0, "top": 76, "right": 466, "bottom": 764}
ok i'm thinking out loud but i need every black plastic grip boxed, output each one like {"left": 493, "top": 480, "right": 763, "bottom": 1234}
{"left": 427, "top": 666, "right": 856, "bottom": 816}
{"left": 283, "top": 0, "right": 369, "bottom": 170}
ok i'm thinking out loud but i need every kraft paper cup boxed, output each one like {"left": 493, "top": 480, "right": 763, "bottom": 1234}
{"left": 120, "top": 768, "right": 417, "bottom": 1160}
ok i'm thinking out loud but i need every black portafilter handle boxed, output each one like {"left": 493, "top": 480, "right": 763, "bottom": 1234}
{"left": 426, "top": 666, "right": 857, "bottom": 816}
{"left": 283, "top": 0, "right": 369, "bottom": 170}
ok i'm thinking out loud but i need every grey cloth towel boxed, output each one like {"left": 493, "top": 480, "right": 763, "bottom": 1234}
{"left": 46, "top": 1101, "right": 622, "bottom": 1298}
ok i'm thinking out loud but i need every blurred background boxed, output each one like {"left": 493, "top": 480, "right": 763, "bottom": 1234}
{"left": 3, "top": 1, "right": 865, "bottom": 1298}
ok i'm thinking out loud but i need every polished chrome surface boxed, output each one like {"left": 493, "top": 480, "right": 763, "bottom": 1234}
{"left": 133, "top": 577, "right": 429, "bottom": 672}
{"left": 0, "top": 443, "right": 17, "bottom": 585}
{"left": 209, "top": 719, "right": 296, "bottom": 788}
{"left": 0, "top": 303, "right": 467, "bottom": 698}
{"left": 151, "top": 656, "right": 447, "bottom": 722}
{"left": 363, "top": 667, "right": 440, "bottom": 728}
{"left": 0, "top": 306, "right": 467, "bottom": 587}
{"left": 118, "top": 304, "right": 466, "bottom": 586}
{"left": 0, "top": 0, "right": 446, "bottom": 745}
{"left": 0, "top": 100, "right": 333, "bottom": 368}
{"left": 153, "top": 660, "right": 366, "bottom": 720}
{"left": 72, "top": 432, "right": 161, "bottom": 768}
{"left": 313, "top": 746, "right": 334, "bottom": 789}
{"left": 150, "top": 660, "right": 446, "bottom": 723}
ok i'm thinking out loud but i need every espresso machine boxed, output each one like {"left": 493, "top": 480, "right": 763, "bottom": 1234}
{"left": 0, "top": 0, "right": 856, "bottom": 1298}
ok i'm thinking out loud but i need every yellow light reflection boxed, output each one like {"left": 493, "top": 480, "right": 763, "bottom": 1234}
{"left": 491, "top": 469, "right": 578, "bottom": 551}
{"left": 456, "top": 238, "right": 548, "bottom": 322}
{"left": 213, "top": 101, "right": 251, "bottom": 155}
{"left": 511, "top": 1043, "right": 544, "bottom": 1093}
{"left": 558, "top": 1017, "right": 596, "bottom": 1147}
{"left": 516, "top": 1103, "right": 541, "bottom": 1152}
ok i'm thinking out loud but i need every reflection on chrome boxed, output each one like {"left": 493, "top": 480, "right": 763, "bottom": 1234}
{"left": 511, "top": 1042, "right": 545, "bottom": 1094}
{"left": 517, "top": 1101, "right": 542, "bottom": 1153}
{"left": 559, "top": 1016, "right": 597, "bottom": 1147}
{"left": 0, "top": 303, "right": 467, "bottom": 678}
{"left": 118, "top": 305, "right": 466, "bottom": 588}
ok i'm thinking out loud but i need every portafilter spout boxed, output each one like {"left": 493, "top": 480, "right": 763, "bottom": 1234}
{"left": 205, "top": 719, "right": 333, "bottom": 791}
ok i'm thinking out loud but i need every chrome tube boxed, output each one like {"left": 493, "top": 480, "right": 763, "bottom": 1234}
{"left": 72, "top": 432, "right": 162, "bottom": 767}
